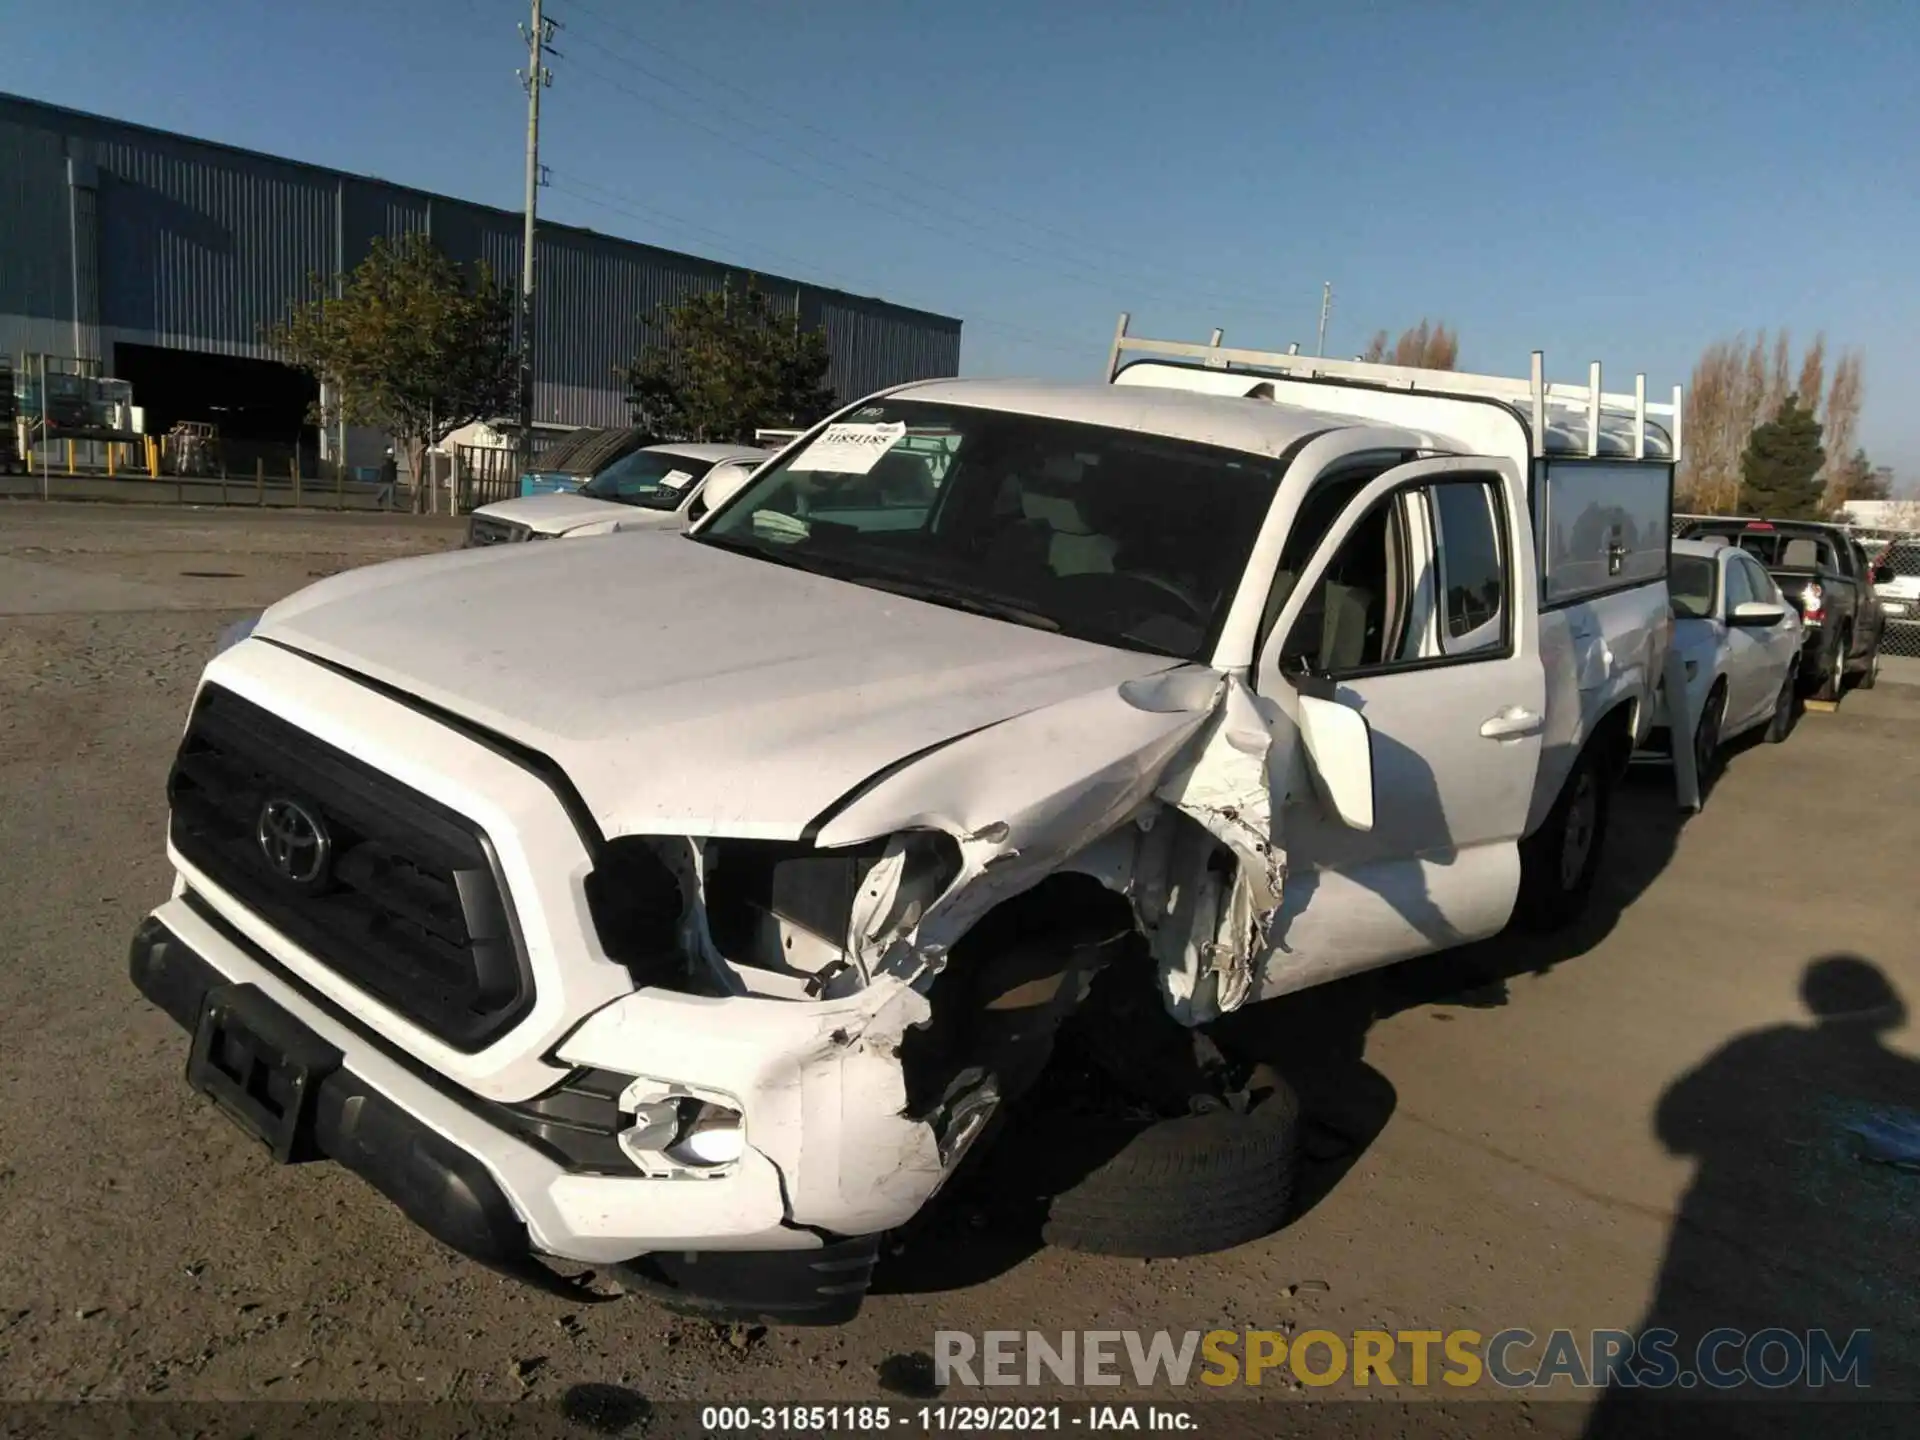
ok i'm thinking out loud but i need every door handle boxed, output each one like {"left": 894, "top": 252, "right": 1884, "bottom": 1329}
{"left": 1480, "top": 706, "right": 1544, "bottom": 740}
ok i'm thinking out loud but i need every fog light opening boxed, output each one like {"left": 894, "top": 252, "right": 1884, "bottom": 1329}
{"left": 615, "top": 1085, "right": 747, "bottom": 1174}
{"left": 665, "top": 1102, "right": 746, "bottom": 1168}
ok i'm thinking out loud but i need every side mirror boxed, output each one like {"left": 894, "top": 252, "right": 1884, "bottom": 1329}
{"left": 1873, "top": 564, "right": 1896, "bottom": 586}
{"left": 1297, "top": 693, "right": 1374, "bottom": 832}
{"left": 1728, "top": 600, "right": 1788, "bottom": 628}
{"left": 693, "top": 464, "right": 757, "bottom": 524}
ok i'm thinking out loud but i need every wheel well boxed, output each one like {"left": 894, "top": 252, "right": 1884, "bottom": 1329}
{"left": 1591, "top": 697, "right": 1638, "bottom": 779}
{"left": 897, "top": 874, "right": 1139, "bottom": 1117}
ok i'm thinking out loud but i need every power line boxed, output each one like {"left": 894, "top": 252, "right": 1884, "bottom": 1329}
{"left": 565, "top": 0, "right": 1287, "bottom": 314}
{"left": 544, "top": 171, "right": 1088, "bottom": 361}
{"left": 554, "top": 3, "right": 1293, "bottom": 324}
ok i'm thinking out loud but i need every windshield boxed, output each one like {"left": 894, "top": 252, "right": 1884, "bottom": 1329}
{"left": 1670, "top": 555, "right": 1716, "bottom": 619}
{"left": 581, "top": 450, "right": 717, "bottom": 509}
{"left": 690, "top": 399, "right": 1284, "bottom": 660}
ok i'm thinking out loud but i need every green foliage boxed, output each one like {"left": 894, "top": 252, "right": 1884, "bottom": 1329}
{"left": 1737, "top": 394, "right": 1828, "bottom": 519}
{"left": 624, "top": 280, "right": 835, "bottom": 443}
{"left": 268, "top": 234, "right": 517, "bottom": 501}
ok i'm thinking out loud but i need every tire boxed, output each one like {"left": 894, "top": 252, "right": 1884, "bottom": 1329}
{"left": 1039, "top": 1071, "right": 1301, "bottom": 1260}
{"left": 1766, "top": 661, "right": 1800, "bottom": 743}
{"left": 1513, "top": 738, "right": 1614, "bottom": 932}
{"left": 1816, "top": 629, "right": 1849, "bottom": 703}
{"left": 1692, "top": 682, "right": 1726, "bottom": 799}
{"left": 1859, "top": 641, "right": 1880, "bottom": 690}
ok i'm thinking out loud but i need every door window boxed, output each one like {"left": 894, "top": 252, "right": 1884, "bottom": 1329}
{"left": 1738, "top": 555, "right": 1779, "bottom": 607}
{"left": 1431, "top": 481, "right": 1505, "bottom": 656}
{"left": 1279, "top": 476, "right": 1509, "bottom": 678}
{"left": 1721, "top": 556, "right": 1755, "bottom": 613}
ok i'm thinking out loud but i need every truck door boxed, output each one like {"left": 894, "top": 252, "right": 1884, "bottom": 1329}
{"left": 1250, "top": 457, "right": 1546, "bottom": 999}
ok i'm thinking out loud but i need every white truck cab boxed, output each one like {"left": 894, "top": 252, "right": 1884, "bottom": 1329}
{"left": 130, "top": 324, "right": 1684, "bottom": 1323}
{"left": 464, "top": 442, "right": 770, "bottom": 545}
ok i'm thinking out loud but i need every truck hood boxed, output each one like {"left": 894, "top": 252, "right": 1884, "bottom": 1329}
{"left": 255, "top": 531, "right": 1183, "bottom": 839}
{"left": 476, "top": 493, "right": 685, "bottom": 535}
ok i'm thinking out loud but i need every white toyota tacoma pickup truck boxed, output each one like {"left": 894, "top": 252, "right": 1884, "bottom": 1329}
{"left": 130, "top": 322, "right": 1682, "bottom": 1321}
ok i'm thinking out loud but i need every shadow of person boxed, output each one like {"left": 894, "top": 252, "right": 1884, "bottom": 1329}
{"left": 1584, "top": 956, "right": 1920, "bottom": 1439}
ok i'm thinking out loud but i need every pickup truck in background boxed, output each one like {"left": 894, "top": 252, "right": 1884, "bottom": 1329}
{"left": 1865, "top": 534, "right": 1920, "bottom": 632}
{"left": 128, "top": 324, "right": 1684, "bottom": 1324}
{"left": 1677, "top": 518, "right": 1890, "bottom": 699}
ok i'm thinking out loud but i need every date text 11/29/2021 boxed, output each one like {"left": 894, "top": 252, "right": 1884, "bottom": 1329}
{"left": 701, "top": 1405, "right": 1200, "bottom": 1432}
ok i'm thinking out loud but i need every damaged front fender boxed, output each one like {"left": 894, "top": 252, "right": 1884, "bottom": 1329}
{"left": 813, "top": 665, "right": 1291, "bottom": 1027}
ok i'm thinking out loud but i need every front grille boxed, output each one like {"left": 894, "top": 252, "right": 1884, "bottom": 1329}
{"left": 466, "top": 515, "right": 530, "bottom": 546}
{"left": 167, "top": 685, "right": 531, "bottom": 1051}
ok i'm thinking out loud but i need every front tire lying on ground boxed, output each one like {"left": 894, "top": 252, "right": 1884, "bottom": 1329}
{"left": 1513, "top": 735, "right": 1615, "bottom": 932}
{"left": 1037, "top": 1065, "right": 1302, "bottom": 1259}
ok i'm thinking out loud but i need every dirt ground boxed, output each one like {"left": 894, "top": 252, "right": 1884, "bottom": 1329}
{"left": 2, "top": 501, "right": 1916, "bottom": 1436}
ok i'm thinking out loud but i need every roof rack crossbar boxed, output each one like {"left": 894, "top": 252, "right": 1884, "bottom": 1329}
{"left": 1106, "top": 313, "right": 1684, "bottom": 464}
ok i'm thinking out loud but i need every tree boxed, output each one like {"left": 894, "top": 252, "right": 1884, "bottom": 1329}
{"left": 1823, "top": 448, "right": 1892, "bottom": 514}
{"left": 1361, "top": 319, "right": 1459, "bottom": 369}
{"left": 1676, "top": 330, "right": 1865, "bottom": 514}
{"left": 624, "top": 279, "right": 835, "bottom": 443}
{"left": 268, "top": 233, "right": 517, "bottom": 513}
{"left": 1737, "top": 395, "right": 1827, "bottom": 519}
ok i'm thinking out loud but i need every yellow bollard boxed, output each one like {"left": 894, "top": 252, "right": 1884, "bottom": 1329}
{"left": 107, "top": 442, "right": 116, "bottom": 477}
{"left": 66, "top": 440, "right": 74, "bottom": 475}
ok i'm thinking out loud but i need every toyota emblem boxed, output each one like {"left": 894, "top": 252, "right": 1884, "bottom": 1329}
{"left": 257, "top": 797, "right": 331, "bottom": 885}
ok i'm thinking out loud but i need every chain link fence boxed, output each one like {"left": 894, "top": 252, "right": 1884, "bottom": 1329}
{"left": 1672, "top": 513, "right": 1920, "bottom": 660}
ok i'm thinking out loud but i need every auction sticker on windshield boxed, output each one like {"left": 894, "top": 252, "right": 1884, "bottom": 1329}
{"left": 658, "top": 469, "right": 695, "bottom": 490}
{"left": 788, "top": 422, "right": 907, "bottom": 474}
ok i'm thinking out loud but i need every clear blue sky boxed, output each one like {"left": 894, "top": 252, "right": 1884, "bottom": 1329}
{"left": 15, "top": 0, "right": 1919, "bottom": 478}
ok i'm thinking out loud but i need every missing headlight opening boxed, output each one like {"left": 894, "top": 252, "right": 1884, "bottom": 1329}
{"left": 701, "top": 831, "right": 962, "bottom": 994}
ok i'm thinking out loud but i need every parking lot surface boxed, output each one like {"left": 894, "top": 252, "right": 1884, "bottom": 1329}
{"left": 3, "top": 502, "right": 1916, "bottom": 1432}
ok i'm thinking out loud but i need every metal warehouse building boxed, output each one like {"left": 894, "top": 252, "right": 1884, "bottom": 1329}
{"left": 0, "top": 93, "right": 962, "bottom": 469}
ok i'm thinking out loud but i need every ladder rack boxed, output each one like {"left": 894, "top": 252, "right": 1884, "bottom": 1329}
{"left": 1104, "top": 313, "right": 1684, "bottom": 464}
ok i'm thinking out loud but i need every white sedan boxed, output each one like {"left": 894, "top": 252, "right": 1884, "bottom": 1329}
{"left": 464, "top": 442, "right": 770, "bottom": 546}
{"left": 1654, "top": 537, "right": 1805, "bottom": 784}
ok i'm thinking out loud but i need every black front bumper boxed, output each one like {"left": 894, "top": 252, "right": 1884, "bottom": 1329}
{"left": 129, "top": 916, "right": 536, "bottom": 1275}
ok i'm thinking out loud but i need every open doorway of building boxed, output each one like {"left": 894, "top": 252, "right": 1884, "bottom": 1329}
{"left": 112, "top": 343, "right": 320, "bottom": 477}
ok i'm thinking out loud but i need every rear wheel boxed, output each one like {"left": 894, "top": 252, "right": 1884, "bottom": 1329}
{"left": 1514, "top": 738, "right": 1614, "bottom": 931}
{"left": 1816, "top": 629, "right": 1849, "bottom": 703}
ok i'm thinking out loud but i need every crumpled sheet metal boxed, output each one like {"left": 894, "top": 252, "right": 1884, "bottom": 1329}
{"left": 815, "top": 666, "right": 1288, "bottom": 1028}
{"left": 558, "top": 971, "right": 948, "bottom": 1235}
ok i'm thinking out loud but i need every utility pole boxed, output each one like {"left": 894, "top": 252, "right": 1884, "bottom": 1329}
{"left": 517, "top": 0, "right": 559, "bottom": 474}
{"left": 1315, "top": 281, "right": 1333, "bottom": 358}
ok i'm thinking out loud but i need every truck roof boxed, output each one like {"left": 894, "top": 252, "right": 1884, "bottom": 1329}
{"left": 888, "top": 376, "right": 1388, "bottom": 460}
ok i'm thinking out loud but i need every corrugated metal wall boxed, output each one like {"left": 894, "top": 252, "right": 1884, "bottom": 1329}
{"left": 0, "top": 93, "right": 962, "bottom": 423}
